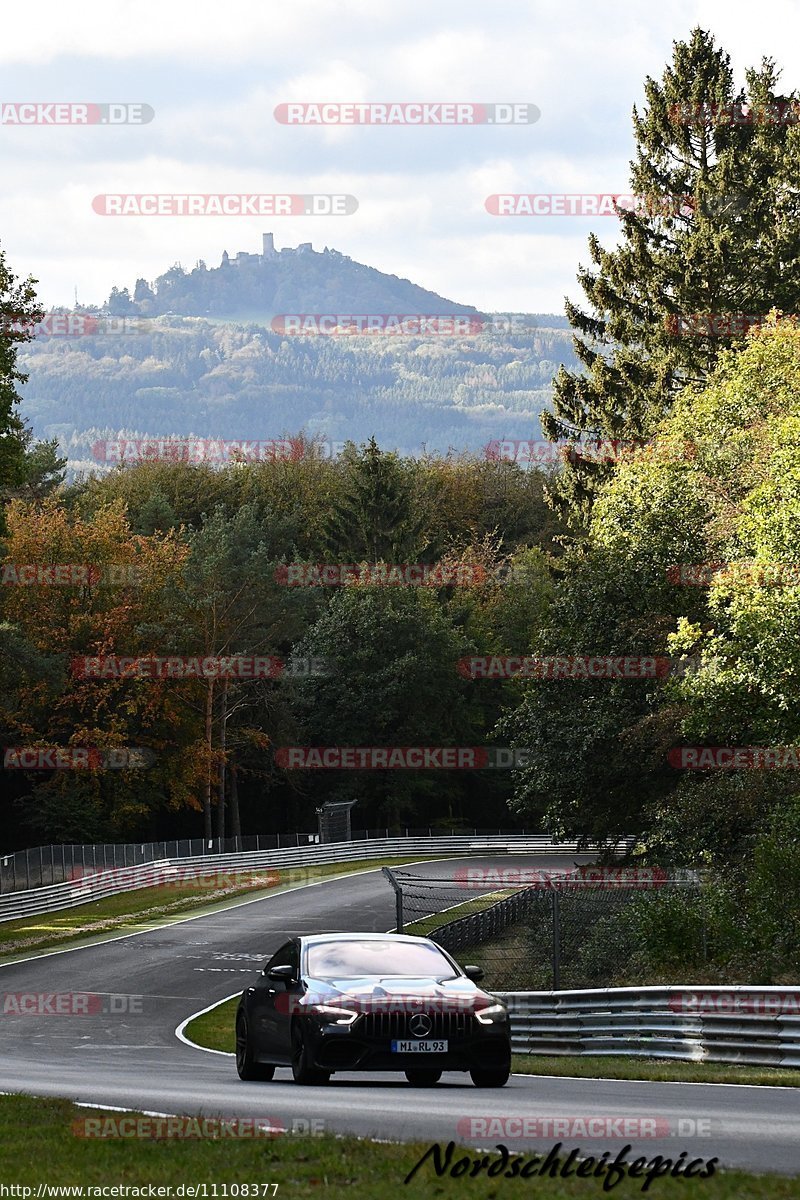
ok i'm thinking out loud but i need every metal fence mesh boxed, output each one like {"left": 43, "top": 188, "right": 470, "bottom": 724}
{"left": 387, "top": 869, "right": 702, "bottom": 991}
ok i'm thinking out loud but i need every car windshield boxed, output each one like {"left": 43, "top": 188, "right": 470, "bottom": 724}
{"left": 305, "top": 939, "right": 458, "bottom": 980}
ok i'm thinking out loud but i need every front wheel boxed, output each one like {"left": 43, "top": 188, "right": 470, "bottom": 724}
{"left": 291, "top": 1023, "right": 330, "bottom": 1086}
{"left": 470, "top": 1065, "right": 509, "bottom": 1088}
{"left": 235, "top": 1013, "right": 275, "bottom": 1081}
{"left": 404, "top": 1068, "right": 442, "bottom": 1086}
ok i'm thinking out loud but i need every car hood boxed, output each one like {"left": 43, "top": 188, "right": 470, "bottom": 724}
{"left": 301, "top": 975, "right": 498, "bottom": 1011}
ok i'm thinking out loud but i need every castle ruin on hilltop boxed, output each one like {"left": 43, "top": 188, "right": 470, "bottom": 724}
{"left": 220, "top": 233, "right": 330, "bottom": 267}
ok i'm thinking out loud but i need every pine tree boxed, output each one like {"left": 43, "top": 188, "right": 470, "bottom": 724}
{"left": 543, "top": 27, "right": 800, "bottom": 522}
{"left": 0, "top": 244, "right": 43, "bottom": 494}
{"left": 323, "top": 438, "right": 428, "bottom": 561}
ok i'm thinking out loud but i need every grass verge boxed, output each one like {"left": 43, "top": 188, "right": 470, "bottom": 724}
{"left": 512, "top": 1053, "right": 800, "bottom": 1088}
{"left": 185, "top": 996, "right": 800, "bottom": 1087}
{"left": 184, "top": 994, "right": 239, "bottom": 1052}
{"left": 404, "top": 888, "right": 515, "bottom": 937}
{"left": 0, "top": 1094, "right": 795, "bottom": 1196}
{"left": 0, "top": 856, "right": 440, "bottom": 961}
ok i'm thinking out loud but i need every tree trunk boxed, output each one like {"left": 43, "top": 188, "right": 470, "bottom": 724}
{"left": 203, "top": 678, "right": 215, "bottom": 842}
{"left": 215, "top": 677, "right": 229, "bottom": 841}
{"left": 229, "top": 761, "right": 241, "bottom": 841}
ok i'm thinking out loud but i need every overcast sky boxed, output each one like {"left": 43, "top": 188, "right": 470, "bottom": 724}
{"left": 2, "top": 0, "right": 799, "bottom": 314}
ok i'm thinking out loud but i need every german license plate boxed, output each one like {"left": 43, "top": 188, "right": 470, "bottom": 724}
{"left": 391, "top": 1040, "right": 447, "bottom": 1053}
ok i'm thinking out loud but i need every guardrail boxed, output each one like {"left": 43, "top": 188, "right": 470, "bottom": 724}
{"left": 0, "top": 828, "right": 577, "bottom": 893}
{"left": 0, "top": 835, "right": 588, "bottom": 925}
{"left": 496, "top": 986, "right": 800, "bottom": 1067}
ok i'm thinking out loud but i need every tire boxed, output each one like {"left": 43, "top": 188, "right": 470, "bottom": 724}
{"left": 470, "top": 1065, "right": 510, "bottom": 1088}
{"left": 291, "top": 1022, "right": 331, "bottom": 1086}
{"left": 235, "top": 1012, "right": 275, "bottom": 1081}
{"left": 404, "top": 1068, "right": 442, "bottom": 1087}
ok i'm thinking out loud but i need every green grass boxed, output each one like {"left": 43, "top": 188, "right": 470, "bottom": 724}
{"left": 186, "top": 997, "right": 800, "bottom": 1088}
{"left": 404, "top": 888, "right": 516, "bottom": 937}
{"left": 0, "top": 1094, "right": 795, "bottom": 1196}
{"left": 0, "top": 856, "right": 441, "bottom": 961}
{"left": 512, "top": 1054, "right": 800, "bottom": 1087}
{"left": 186, "top": 994, "right": 239, "bottom": 1052}
{"left": 444, "top": 917, "right": 551, "bottom": 991}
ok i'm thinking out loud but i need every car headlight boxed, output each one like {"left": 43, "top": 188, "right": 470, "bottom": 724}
{"left": 475, "top": 1003, "right": 508, "bottom": 1025}
{"left": 309, "top": 1004, "right": 359, "bottom": 1026}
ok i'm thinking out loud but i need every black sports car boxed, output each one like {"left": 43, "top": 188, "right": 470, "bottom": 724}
{"left": 235, "top": 932, "right": 511, "bottom": 1086}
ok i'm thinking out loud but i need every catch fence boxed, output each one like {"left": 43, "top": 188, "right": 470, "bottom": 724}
{"left": 384, "top": 866, "right": 699, "bottom": 990}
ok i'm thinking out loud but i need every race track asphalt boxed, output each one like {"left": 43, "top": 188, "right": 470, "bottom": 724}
{"left": 0, "top": 855, "right": 797, "bottom": 1176}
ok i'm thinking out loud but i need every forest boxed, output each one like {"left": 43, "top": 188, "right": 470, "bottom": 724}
{"left": 17, "top": 314, "right": 576, "bottom": 467}
{"left": 3, "top": 28, "right": 800, "bottom": 979}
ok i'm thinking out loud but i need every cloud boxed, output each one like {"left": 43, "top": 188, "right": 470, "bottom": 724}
{"left": 1, "top": 0, "right": 798, "bottom": 313}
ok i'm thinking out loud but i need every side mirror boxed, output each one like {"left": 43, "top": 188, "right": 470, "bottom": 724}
{"left": 463, "top": 965, "right": 485, "bottom": 983}
{"left": 266, "top": 964, "right": 295, "bottom": 983}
